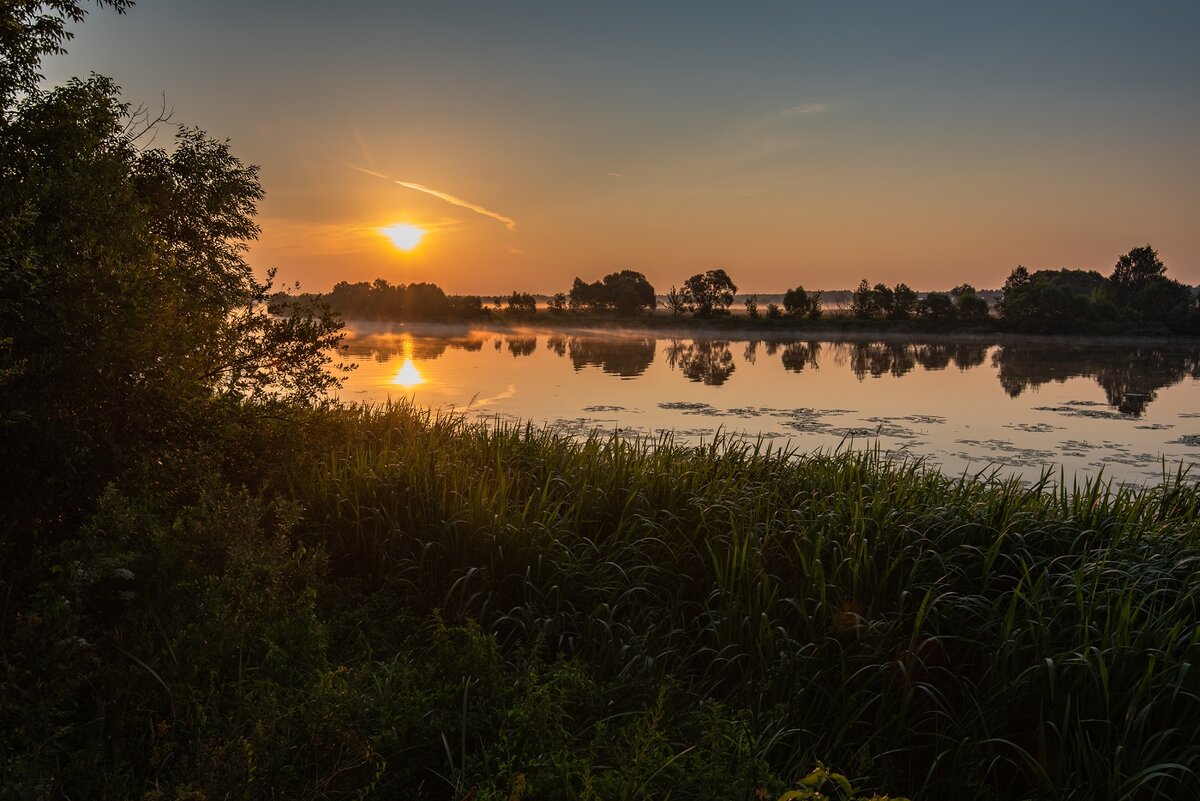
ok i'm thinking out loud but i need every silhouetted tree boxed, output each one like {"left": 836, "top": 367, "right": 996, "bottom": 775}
{"left": 917, "top": 292, "right": 956, "bottom": 322}
{"left": 1110, "top": 245, "right": 1166, "bottom": 291}
{"left": 955, "top": 291, "right": 989, "bottom": 323}
{"left": 850, "top": 279, "right": 878, "bottom": 319}
{"left": 889, "top": 283, "right": 918, "bottom": 320}
{"left": 666, "top": 285, "right": 687, "bottom": 316}
{"left": 681, "top": 269, "right": 737, "bottom": 317}
{"left": 783, "top": 286, "right": 823, "bottom": 319}
{"left": 744, "top": 294, "right": 759, "bottom": 319}
{"left": 567, "top": 270, "right": 655, "bottom": 314}
{"left": 602, "top": 270, "right": 656, "bottom": 313}
{"left": 506, "top": 291, "right": 537, "bottom": 316}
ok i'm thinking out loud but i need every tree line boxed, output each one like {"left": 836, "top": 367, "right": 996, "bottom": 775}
{"left": 301, "top": 246, "right": 1197, "bottom": 336}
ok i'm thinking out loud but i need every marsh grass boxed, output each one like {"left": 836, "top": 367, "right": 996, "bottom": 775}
{"left": 292, "top": 401, "right": 1200, "bottom": 799}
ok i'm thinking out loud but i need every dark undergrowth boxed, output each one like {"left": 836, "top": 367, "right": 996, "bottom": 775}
{"left": 3, "top": 401, "right": 1199, "bottom": 800}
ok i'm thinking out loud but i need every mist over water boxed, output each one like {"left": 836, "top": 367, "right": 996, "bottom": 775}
{"left": 337, "top": 322, "right": 1200, "bottom": 485}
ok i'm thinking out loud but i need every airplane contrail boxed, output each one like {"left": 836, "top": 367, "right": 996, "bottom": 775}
{"left": 346, "top": 163, "right": 516, "bottom": 231}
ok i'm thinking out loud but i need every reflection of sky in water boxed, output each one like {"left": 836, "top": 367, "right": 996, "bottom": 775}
{"left": 337, "top": 323, "right": 1200, "bottom": 486}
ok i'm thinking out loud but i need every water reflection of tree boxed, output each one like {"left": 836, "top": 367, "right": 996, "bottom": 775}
{"left": 567, "top": 336, "right": 656, "bottom": 377}
{"left": 666, "top": 339, "right": 736, "bottom": 386}
{"left": 546, "top": 335, "right": 567, "bottom": 357}
{"left": 993, "top": 345, "right": 1200, "bottom": 415}
{"left": 350, "top": 334, "right": 486, "bottom": 363}
{"left": 506, "top": 336, "right": 538, "bottom": 357}
{"left": 849, "top": 342, "right": 916, "bottom": 379}
{"left": 780, "top": 341, "right": 821, "bottom": 373}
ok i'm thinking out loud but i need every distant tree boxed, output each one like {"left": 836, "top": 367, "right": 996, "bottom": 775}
{"left": 615, "top": 285, "right": 642, "bottom": 317}
{"left": 850, "top": 279, "right": 878, "bottom": 319}
{"left": 950, "top": 283, "right": 977, "bottom": 298}
{"left": 547, "top": 292, "right": 567, "bottom": 315}
{"left": 955, "top": 291, "right": 990, "bottom": 323}
{"left": 681, "top": 269, "right": 737, "bottom": 317}
{"left": 783, "top": 286, "right": 823, "bottom": 319}
{"left": 744, "top": 294, "right": 760, "bottom": 319}
{"left": 917, "top": 292, "right": 956, "bottom": 322}
{"left": 1110, "top": 245, "right": 1166, "bottom": 292}
{"left": 999, "top": 268, "right": 1104, "bottom": 333}
{"left": 506, "top": 291, "right": 537, "bottom": 316}
{"left": 404, "top": 282, "right": 452, "bottom": 319}
{"left": 602, "top": 270, "right": 656, "bottom": 313}
{"left": 568, "top": 277, "right": 605, "bottom": 312}
{"left": 783, "top": 286, "right": 807, "bottom": 317}
{"left": 665, "top": 285, "right": 687, "bottom": 316}
{"left": 872, "top": 283, "right": 896, "bottom": 319}
{"left": 448, "top": 294, "right": 484, "bottom": 318}
{"left": 766, "top": 302, "right": 782, "bottom": 319}
{"left": 889, "top": 283, "right": 918, "bottom": 320}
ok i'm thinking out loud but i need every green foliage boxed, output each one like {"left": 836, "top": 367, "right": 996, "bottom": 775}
{"left": 290, "top": 401, "right": 1200, "bottom": 800}
{"left": 0, "top": 0, "right": 133, "bottom": 105}
{"left": 998, "top": 249, "right": 1199, "bottom": 334}
{"left": 0, "top": 74, "right": 344, "bottom": 535}
{"left": 6, "top": 7, "right": 1200, "bottom": 800}
{"left": 780, "top": 762, "right": 910, "bottom": 801}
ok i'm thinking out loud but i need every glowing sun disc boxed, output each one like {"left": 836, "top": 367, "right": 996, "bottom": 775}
{"left": 380, "top": 223, "right": 425, "bottom": 251}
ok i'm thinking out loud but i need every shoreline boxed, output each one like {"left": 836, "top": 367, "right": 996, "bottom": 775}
{"left": 339, "top": 314, "right": 1200, "bottom": 346}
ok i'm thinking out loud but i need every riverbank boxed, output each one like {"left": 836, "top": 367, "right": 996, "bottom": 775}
{"left": 8, "top": 400, "right": 1198, "bottom": 799}
{"left": 341, "top": 311, "right": 1200, "bottom": 346}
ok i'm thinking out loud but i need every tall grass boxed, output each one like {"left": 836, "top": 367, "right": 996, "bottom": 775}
{"left": 291, "top": 401, "right": 1200, "bottom": 800}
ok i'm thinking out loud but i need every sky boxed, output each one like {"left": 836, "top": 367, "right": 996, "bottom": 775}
{"left": 46, "top": 1, "right": 1200, "bottom": 294}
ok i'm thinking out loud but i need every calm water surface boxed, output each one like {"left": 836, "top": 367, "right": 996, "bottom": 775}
{"left": 337, "top": 322, "right": 1200, "bottom": 485}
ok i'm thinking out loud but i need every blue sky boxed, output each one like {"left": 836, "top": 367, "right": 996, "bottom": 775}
{"left": 47, "top": 1, "right": 1200, "bottom": 293}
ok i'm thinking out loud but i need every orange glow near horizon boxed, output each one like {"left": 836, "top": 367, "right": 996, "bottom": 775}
{"left": 379, "top": 223, "right": 426, "bottom": 251}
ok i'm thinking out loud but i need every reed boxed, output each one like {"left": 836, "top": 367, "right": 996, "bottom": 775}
{"left": 288, "top": 400, "right": 1200, "bottom": 799}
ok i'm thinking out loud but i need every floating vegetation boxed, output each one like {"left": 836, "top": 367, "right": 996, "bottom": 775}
{"left": 1004, "top": 421, "right": 1062, "bottom": 433}
{"left": 1033, "top": 404, "right": 1131, "bottom": 421}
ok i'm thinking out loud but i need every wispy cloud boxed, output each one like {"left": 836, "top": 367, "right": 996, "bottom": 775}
{"left": 777, "top": 103, "right": 828, "bottom": 118}
{"left": 347, "top": 163, "right": 517, "bottom": 231}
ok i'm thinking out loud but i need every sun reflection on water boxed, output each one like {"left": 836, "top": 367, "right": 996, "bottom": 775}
{"left": 390, "top": 336, "right": 425, "bottom": 388}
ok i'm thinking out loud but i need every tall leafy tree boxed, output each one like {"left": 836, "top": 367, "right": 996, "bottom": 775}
{"left": 0, "top": 9, "right": 343, "bottom": 530}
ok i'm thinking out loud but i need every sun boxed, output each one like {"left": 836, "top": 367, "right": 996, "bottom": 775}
{"left": 379, "top": 223, "right": 425, "bottom": 251}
